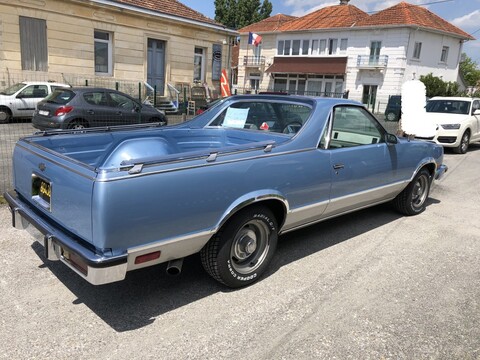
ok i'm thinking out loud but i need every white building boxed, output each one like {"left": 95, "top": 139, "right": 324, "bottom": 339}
{"left": 237, "top": 0, "right": 474, "bottom": 113}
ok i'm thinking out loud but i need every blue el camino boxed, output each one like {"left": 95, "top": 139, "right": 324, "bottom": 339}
{"left": 4, "top": 95, "right": 447, "bottom": 288}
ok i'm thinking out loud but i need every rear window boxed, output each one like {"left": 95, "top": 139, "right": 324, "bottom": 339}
{"left": 44, "top": 89, "right": 75, "bottom": 105}
{"left": 208, "top": 101, "right": 312, "bottom": 135}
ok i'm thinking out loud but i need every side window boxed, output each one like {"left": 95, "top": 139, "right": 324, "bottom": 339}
{"left": 19, "top": 85, "right": 48, "bottom": 98}
{"left": 83, "top": 92, "right": 108, "bottom": 106}
{"left": 322, "top": 106, "right": 384, "bottom": 149}
{"left": 109, "top": 93, "right": 136, "bottom": 110}
{"left": 472, "top": 100, "right": 479, "bottom": 113}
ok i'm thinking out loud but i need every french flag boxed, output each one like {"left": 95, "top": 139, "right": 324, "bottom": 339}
{"left": 248, "top": 32, "right": 262, "bottom": 47}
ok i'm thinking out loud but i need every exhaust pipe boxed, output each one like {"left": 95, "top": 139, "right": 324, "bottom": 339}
{"left": 166, "top": 258, "right": 184, "bottom": 275}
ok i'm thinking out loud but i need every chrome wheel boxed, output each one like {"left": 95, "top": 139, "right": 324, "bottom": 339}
{"left": 411, "top": 173, "right": 429, "bottom": 210}
{"left": 230, "top": 219, "right": 271, "bottom": 275}
{"left": 460, "top": 132, "right": 470, "bottom": 154}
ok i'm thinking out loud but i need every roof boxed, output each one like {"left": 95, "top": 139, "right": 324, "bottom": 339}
{"left": 240, "top": 2, "right": 473, "bottom": 41}
{"left": 265, "top": 57, "right": 348, "bottom": 75}
{"left": 279, "top": 4, "right": 368, "bottom": 31}
{"left": 110, "top": 0, "right": 222, "bottom": 27}
{"left": 356, "top": 2, "right": 474, "bottom": 40}
{"left": 239, "top": 14, "right": 297, "bottom": 33}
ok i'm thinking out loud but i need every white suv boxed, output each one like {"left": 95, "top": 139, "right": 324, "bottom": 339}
{"left": 0, "top": 81, "right": 70, "bottom": 123}
{"left": 423, "top": 97, "right": 480, "bottom": 154}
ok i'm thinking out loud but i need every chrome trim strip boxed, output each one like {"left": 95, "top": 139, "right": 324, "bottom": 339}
{"left": 16, "top": 143, "right": 96, "bottom": 181}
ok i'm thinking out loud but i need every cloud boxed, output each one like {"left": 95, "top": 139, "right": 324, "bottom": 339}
{"left": 451, "top": 10, "right": 480, "bottom": 30}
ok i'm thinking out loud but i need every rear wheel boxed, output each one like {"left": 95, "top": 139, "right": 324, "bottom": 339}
{"left": 0, "top": 107, "right": 12, "bottom": 124}
{"left": 200, "top": 206, "right": 278, "bottom": 288}
{"left": 67, "top": 120, "right": 88, "bottom": 130}
{"left": 393, "top": 168, "right": 431, "bottom": 216}
{"left": 453, "top": 130, "right": 470, "bottom": 154}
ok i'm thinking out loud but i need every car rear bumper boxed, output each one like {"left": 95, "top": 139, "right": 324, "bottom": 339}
{"left": 4, "top": 190, "right": 128, "bottom": 285}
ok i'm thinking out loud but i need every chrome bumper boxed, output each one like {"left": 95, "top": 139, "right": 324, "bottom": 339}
{"left": 4, "top": 190, "right": 128, "bottom": 285}
{"left": 435, "top": 164, "right": 448, "bottom": 180}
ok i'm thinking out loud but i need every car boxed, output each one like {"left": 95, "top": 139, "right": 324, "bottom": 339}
{"left": 384, "top": 95, "right": 402, "bottom": 121}
{"left": 422, "top": 97, "right": 480, "bottom": 154}
{"left": 0, "top": 81, "right": 71, "bottom": 123}
{"left": 32, "top": 87, "right": 167, "bottom": 130}
{"left": 5, "top": 95, "right": 447, "bottom": 288}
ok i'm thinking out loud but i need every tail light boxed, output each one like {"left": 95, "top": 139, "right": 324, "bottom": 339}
{"left": 54, "top": 106, "right": 74, "bottom": 116}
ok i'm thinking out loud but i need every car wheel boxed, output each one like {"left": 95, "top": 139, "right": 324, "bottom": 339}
{"left": 453, "top": 130, "right": 470, "bottom": 154}
{"left": 0, "top": 107, "right": 12, "bottom": 124}
{"left": 393, "top": 168, "right": 431, "bottom": 216}
{"left": 385, "top": 111, "right": 398, "bottom": 121}
{"left": 150, "top": 117, "right": 167, "bottom": 126}
{"left": 200, "top": 206, "right": 278, "bottom": 288}
{"left": 67, "top": 121, "right": 88, "bottom": 130}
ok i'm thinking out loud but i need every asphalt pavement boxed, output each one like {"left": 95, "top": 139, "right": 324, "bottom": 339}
{"left": 0, "top": 145, "right": 479, "bottom": 360}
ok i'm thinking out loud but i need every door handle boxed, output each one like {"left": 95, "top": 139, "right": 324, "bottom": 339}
{"left": 87, "top": 110, "right": 94, "bottom": 115}
{"left": 333, "top": 164, "right": 345, "bottom": 170}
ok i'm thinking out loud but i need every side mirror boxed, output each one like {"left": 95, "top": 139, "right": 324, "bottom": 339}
{"left": 385, "top": 133, "right": 398, "bottom": 145}
{"left": 473, "top": 109, "right": 480, "bottom": 115}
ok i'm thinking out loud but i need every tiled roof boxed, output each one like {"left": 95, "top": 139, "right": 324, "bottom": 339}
{"left": 279, "top": 4, "right": 369, "bottom": 31}
{"left": 111, "top": 0, "right": 222, "bottom": 27}
{"left": 356, "top": 2, "right": 474, "bottom": 39}
{"left": 239, "top": 14, "right": 297, "bottom": 33}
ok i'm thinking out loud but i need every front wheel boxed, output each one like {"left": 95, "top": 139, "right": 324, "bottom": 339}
{"left": 0, "top": 107, "right": 12, "bottom": 124}
{"left": 453, "top": 130, "right": 470, "bottom": 154}
{"left": 393, "top": 168, "right": 431, "bottom": 216}
{"left": 200, "top": 206, "right": 278, "bottom": 288}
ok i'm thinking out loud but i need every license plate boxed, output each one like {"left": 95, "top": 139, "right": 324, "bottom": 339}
{"left": 39, "top": 110, "right": 49, "bottom": 116}
{"left": 32, "top": 175, "right": 51, "bottom": 211}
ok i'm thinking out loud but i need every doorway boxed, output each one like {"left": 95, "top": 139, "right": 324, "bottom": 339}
{"left": 362, "top": 85, "right": 377, "bottom": 112}
{"left": 147, "top": 39, "right": 166, "bottom": 95}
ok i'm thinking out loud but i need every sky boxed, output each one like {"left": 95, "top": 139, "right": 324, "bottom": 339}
{"left": 180, "top": 0, "right": 480, "bottom": 65}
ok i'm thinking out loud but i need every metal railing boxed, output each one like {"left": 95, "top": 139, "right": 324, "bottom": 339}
{"left": 243, "top": 56, "right": 266, "bottom": 67}
{"left": 356, "top": 55, "right": 389, "bottom": 68}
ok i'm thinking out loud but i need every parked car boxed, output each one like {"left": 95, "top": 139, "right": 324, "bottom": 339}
{"left": 5, "top": 95, "right": 447, "bottom": 288}
{"left": 32, "top": 87, "right": 167, "bottom": 130}
{"left": 384, "top": 95, "right": 402, "bottom": 121}
{"left": 0, "top": 81, "right": 70, "bottom": 123}
{"left": 421, "top": 97, "right": 480, "bottom": 154}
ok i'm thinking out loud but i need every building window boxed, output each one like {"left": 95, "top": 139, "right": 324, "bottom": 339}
{"left": 311, "top": 40, "right": 319, "bottom": 55}
{"left": 440, "top": 46, "right": 449, "bottom": 62}
{"left": 328, "top": 39, "right": 338, "bottom": 55}
{"left": 292, "top": 40, "right": 300, "bottom": 55}
{"left": 302, "top": 40, "right": 309, "bottom": 55}
{"left": 95, "top": 30, "right": 113, "bottom": 75}
{"left": 277, "top": 41, "right": 284, "bottom": 55}
{"left": 19, "top": 17, "right": 48, "bottom": 71}
{"left": 340, "top": 39, "right": 348, "bottom": 54}
{"left": 284, "top": 40, "right": 291, "bottom": 55}
{"left": 319, "top": 39, "right": 327, "bottom": 55}
{"left": 413, "top": 42, "right": 422, "bottom": 59}
{"left": 194, "top": 47, "right": 206, "bottom": 82}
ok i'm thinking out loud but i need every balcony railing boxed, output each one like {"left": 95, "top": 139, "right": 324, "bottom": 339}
{"left": 356, "top": 55, "right": 388, "bottom": 69}
{"left": 243, "top": 56, "right": 266, "bottom": 67}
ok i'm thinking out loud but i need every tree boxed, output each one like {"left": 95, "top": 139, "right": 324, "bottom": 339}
{"left": 419, "top": 73, "right": 461, "bottom": 97}
{"left": 214, "top": 0, "right": 272, "bottom": 29}
{"left": 459, "top": 54, "right": 480, "bottom": 87}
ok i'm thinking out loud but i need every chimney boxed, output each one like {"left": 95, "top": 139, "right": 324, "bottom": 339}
{"left": 340, "top": 0, "right": 350, "bottom": 4}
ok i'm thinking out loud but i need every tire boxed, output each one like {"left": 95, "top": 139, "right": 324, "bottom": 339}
{"left": 385, "top": 111, "right": 398, "bottom": 122}
{"left": 67, "top": 120, "right": 88, "bottom": 130}
{"left": 200, "top": 206, "right": 278, "bottom": 288}
{"left": 453, "top": 130, "right": 470, "bottom": 154}
{"left": 393, "top": 168, "right": 431, "bottom": 216}
{"left": 0, "top": 107, "right": 12, "bottom": 124}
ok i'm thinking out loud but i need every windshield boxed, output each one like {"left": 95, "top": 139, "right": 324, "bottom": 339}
{"left": 0, "top": 83, "right": 26, "bottom": 96}
{"left": 425, "top": 100, "right": 470, "bottom": 115}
